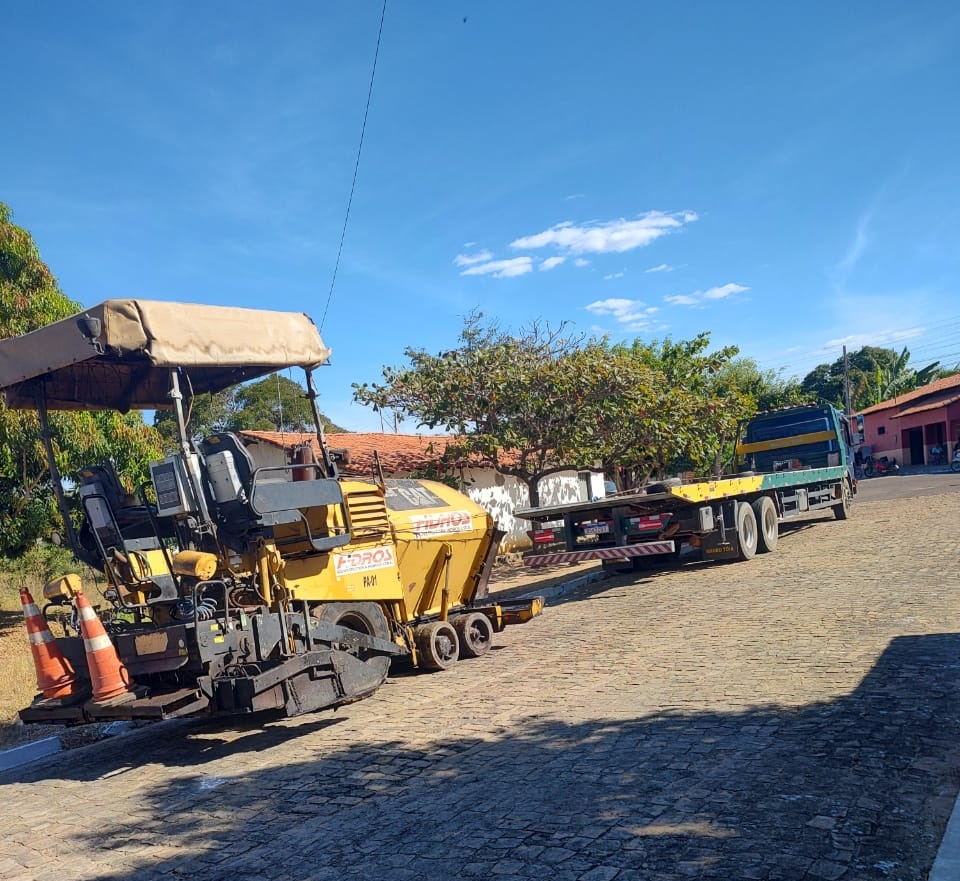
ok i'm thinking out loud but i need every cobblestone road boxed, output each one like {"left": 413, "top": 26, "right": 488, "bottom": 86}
{"left": 3, "top": 487, "right": 960, "bottom": 881}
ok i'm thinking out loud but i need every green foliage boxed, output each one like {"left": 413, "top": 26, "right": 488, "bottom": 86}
{"left": 801, "top": 345, "right": 941, "bottom": 411}
{"left": 354, "top": 315, "right": 793, "bottom": 500}
{"left": 154, "top": 373, "right": 345, "bottom": 448}
{"left": 594, "top": 334, "right": 748, "bottom": 484}
{"left": 354, "top": 312, "right": 598, "bottom": 506}
{"left": 0, "top": 542, "right": 84, "bottom": 583}
{"left": 0, "top": 203, "right": 164, "bottom": 556}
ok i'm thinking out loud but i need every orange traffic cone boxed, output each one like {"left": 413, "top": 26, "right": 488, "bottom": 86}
{"left": 74, "top": 589, "right": 137, "bottom": 704}
{"left": 20, "top": 588, "right": 80, "bottom": 701}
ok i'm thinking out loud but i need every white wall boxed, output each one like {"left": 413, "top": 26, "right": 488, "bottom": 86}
{"left": 462, "top": 468, "right": 605, "bottom": 552}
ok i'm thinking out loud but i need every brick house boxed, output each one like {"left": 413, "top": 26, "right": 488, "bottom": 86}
{"left": 238, "top": 430, "right": 605, "bottom": 552}
{"left": 855, "top": 374, "right": 960, "bottom": 466}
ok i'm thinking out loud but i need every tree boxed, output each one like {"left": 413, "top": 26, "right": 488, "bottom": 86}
{"left": 872, "top": 347, "right": 940, "bottom": 403}
{"left": 801, "top": 346, "right": 940, "bottom": 411}
{"left": 353, "top": 312, "right": 614, "bottom": 507}
{"left": 0, "top": 203, "right": 163, "bottom": 556}
{"left": 704, "top": 359, "right": 810, "bottom": 475}
{"left": 154, "top": 373, "right": 346, "bottom": 448}
{"left": 592, "top": 334, "right": 745, "bottom": 485}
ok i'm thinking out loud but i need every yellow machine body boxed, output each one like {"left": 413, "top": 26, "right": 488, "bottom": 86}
{"left": 263, "top": 478, "right": 494, "bottom": 624}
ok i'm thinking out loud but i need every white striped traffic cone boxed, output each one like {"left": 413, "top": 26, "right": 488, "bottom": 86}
{"left": 20, "top": 587, "right": 81, "bottom": 701}
{"left": 74, "top": 589, "right": 138, "bottom": 703}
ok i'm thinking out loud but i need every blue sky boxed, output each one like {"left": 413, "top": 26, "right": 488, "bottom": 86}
{"left": 4, "top": 2, "right": 960, "bottom": 431}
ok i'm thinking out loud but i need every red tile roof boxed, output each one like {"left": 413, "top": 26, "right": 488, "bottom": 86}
{"left": 240, "top": 430, "right": 460, "bottom": 477}
{"left": 855, "top": 373, "right": 960, "bottom": 417}
{"left": 889, "top": 393, "right": 960, "bottom": 419}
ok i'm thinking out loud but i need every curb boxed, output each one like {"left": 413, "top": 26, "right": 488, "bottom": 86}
{"left": 0, "top": 735, "right": 62, "bottom": 772}
{"left": 522, "top": 567, "right": 610, "bottom": 604}
{"left": 0, "top": 720, "right": 149, "bottom": 776}
{"left": 930, "top": 790, "right": 960, "bottom": 880}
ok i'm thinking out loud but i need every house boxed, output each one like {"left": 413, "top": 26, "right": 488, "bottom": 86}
{"left": 855, "top": 374, "right": 960, "bottom": 466}
{"left": 238, "top": 430, "right": 606, "bottom": 552}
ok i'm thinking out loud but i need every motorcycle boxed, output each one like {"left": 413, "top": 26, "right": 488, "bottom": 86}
{"left": 952, "top": 448, "right": 960, "bottom": 473}
{"left": 863, "top": 454, "right": 900, "bottom": 478}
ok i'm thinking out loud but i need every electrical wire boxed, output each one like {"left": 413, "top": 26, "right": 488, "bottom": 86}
{"left": 319, "top": 0, "right": 388, "bottom": 333}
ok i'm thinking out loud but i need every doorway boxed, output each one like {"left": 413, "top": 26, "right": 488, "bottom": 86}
{"left": 906, "top": 427, "right": 924, "bottom": 465}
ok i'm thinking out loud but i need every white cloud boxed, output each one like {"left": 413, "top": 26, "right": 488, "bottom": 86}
{"left": 603, "top": 271, "right": 625, "bottom": 280}
{"left": 664, "top": 283, "right": 749, "bottom": 307}
{"left": 510, "top": 210, "right": 697, "bottom": 255}
{"left": 818, "top": 326, "right": 926, "bottom": 353}
{"left": 459, "top": 256, "right": 534, "bottom": 278}
{"left": 586, "top": 298, "right": 657, "bottom": 326}
{"left": 565, "top": 193, "right": 585, "bottom": 201}
{"left": 539, "top": 256, "right": 565, "bottom": 271}
{"left": 645, "top": 263, "right": 673, "bottom": 273}
{"left": 454, "top": 250, "right": 494, "bottom": 267}
{"left": 702, "top": 283, "right": 749, "bottom": 300}
{"left": 574, "top": 258, "right": 590, "bottom": 267}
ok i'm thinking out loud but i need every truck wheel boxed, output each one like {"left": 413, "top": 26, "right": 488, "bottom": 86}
{"left": 736, "top": 501, "right": 758, "bottom": 561}
{"left": 453, "top": 612, "right": 494, "bottom": 659}
{"left": 751, "top": 496, "right": 778, "bottom": 553}
{"left": 312, "top": 602, "right": 391, "bottom": 660}
{"left": 833, "top": 480, "right": 852, "bottom": 521}
{"left": 415, "top": 621, "right": 460, "bottom": 671}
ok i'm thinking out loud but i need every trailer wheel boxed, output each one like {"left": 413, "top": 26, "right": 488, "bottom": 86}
{"left": 312, "top": 602, "right": 390, "bottom": 660}
{"left": 453, "top": 612, "right": 494, "bottom": 659}
{"left": 736, "top": 501, "right": 758, "bottom": 561}
{"left": 833, "top": 479, "right": 852, "bottom": 520}
{"left": 415, "top": 621, "right": 460, "bottom": 671}
{"left": 751, "top": 496, "right": 778, "bottom": 553}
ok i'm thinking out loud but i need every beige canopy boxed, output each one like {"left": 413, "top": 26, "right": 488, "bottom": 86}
{"left": 0, "top": 298, "right": 332, "bottom": 411}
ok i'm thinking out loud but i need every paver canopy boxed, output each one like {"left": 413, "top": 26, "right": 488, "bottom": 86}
{"left": 0, "top": 298, "right": 332, "bottom": 411}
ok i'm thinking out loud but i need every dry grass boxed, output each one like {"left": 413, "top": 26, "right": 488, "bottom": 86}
{"left": 0, "top": 573, "right": 97, "bottom": 750}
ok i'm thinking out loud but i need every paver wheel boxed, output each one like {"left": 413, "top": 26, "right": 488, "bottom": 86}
{"left": 415, "top": 621, "right": 460, "bottom": 671}
{"left": 312, "top": 602, "right": 391, "bottom": 660}
{"left": 833, "top": 479, "right": 852, "bottom": 520}
{"left": 735, "top": 500, "right": 758, "bottom": 561}
{"left": 453, "top": 612, "right": 494, "bottom": 659}
{"left": 751, "top": 496, "right": 778, "bottom": 553}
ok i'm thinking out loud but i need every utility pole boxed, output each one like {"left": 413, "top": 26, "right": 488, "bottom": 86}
{"left": 842, "top": 345, "right": 852, "bottom": 416}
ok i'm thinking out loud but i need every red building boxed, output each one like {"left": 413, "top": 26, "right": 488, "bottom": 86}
{"left": 855, "top": 374, "right": 960, "bottom": 466}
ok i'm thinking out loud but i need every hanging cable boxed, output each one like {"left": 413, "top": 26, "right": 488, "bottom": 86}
{"left": 319, "top": 0, "right": 388, "bottom": 333}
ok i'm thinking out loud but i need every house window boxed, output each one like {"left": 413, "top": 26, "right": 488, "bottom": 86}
{"left": 878, "top": 426, "right": 886, "bottom": 435}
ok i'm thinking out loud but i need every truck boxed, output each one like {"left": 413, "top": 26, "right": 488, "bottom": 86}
{"left": 0, "top": 299, "right": 542, "bottom": 725}
{"left": 515, "top": 403, "right": 857, "bottom": 569}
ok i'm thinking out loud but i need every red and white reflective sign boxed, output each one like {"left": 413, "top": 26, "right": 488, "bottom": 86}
{"left": 523, "top": 541, "right": 674, "bottom": 568}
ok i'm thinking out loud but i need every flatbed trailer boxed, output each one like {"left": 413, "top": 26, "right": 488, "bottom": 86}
{"left": 516, "top": 404, "right": 857, "bottom": 569}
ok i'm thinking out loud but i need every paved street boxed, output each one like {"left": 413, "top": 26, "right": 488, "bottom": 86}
{"left": 2, "top": 480, "right": 960, "bottom": 880}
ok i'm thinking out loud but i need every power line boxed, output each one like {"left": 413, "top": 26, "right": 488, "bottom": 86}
{"left": 319, "top": 0, "right": 388, "bottom": 334}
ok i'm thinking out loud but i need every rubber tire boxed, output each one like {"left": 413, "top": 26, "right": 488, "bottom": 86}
{"left": 312, "top": 602, "right": 391, "bottom": 659}
{"left": 415, "top": 621, "right": 460, "bottom": 671}
{"left": 751, "top": 496, "right": 778, "bottom": 553}
{"left": 951, "top": 460, "right": 960, "bottom": 474}
{"left": 833, "top": 480, "right": 852, "bottom": 521}
{"left": 735, "top": 500, "right": 758, "bottom": 561}
{"left": 453, "top": 612, "right": 494, "bottom": 659}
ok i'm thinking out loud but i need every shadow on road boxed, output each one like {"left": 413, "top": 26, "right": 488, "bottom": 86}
{"left": 4, "top": 633, "right": 960, "bottom": 880}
